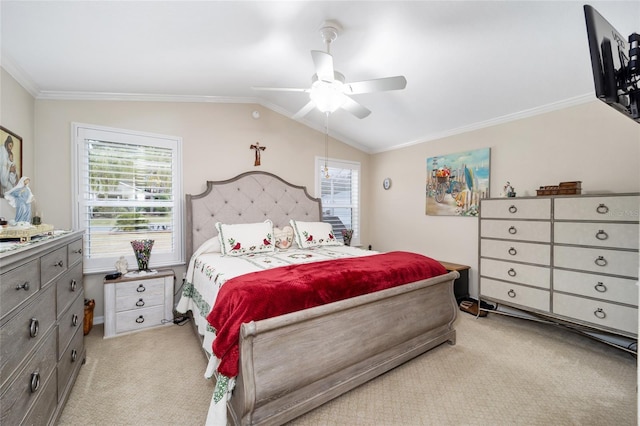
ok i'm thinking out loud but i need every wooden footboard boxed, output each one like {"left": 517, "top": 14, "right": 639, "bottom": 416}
{"left": 228, "top": 270, "right": 459, "bottom": 425}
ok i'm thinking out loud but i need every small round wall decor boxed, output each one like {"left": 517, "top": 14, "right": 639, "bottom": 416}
{"left": 383, "top": 178, "right": 392, "bottom": 190}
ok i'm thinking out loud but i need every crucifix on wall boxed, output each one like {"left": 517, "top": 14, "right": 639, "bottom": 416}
{"left": 250, "top": 142, "right": 266, "bottom": 166}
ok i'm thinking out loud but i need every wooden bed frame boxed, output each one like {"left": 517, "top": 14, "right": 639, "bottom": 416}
{"left": 185, "top": 171, "right": 458, "bottom": 425}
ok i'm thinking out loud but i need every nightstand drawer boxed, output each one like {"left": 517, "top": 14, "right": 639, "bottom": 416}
{"left": 480, "top": 239, "right": 550, "bottom": 265}
{"left": 116, "top": 277, "right": 166, "bottom": 298}
{"left": 480, "top": 258, "right": 550, "bottom": 289}
{"left": 480, "top": 220, "right": 551, "bottom": 243}
{"left": 116, "top": 306, "right": 166, "bottom": 334}
{"left": 554, "top": 222, "right": 639, "bottom": 250}
{"left": 116, "top": 292, "right": 165, "bottom": 312}
{"left": 481, "top": 278, "right": 550, "bottom": 312}
{"left": 553, "top": 269, "right": 638, "bottom": 306}
{"left": 553, "top": 293, "right": 638, "bottom": 336}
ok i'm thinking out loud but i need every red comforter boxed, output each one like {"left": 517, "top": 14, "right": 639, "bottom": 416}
{"left": 207, "top": 251, "right": 447, "bottom": 377}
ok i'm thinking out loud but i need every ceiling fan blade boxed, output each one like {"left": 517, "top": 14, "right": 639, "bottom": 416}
{"left": 345, "top": 76, "right": 407, "bottom": 94}
{"left": 292, "top": 100, "right": 317, "bottom": 120}
{"left": 311, "top": 50, "right": 335, "bottom": 82}
{"left": 252, "top": 86, "right": 309, "bottom": 93}
{"left": 341, "top": 96, "right": 371, "bottom": 119}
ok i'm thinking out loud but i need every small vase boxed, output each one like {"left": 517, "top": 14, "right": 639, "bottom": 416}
{"left": 131, "top": 239, "right": 154, "bottom": 271}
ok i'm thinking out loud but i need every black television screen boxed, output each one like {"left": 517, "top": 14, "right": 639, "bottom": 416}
{"left": 584, "top": 4, "right": 639, "bottom": 123}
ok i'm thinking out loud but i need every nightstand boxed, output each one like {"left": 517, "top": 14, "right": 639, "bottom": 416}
{"left": 103, "top": 269, "right": 175, "bottom": 338}
{"left": 438, "top": 261, "right": 470, "bottom": 302}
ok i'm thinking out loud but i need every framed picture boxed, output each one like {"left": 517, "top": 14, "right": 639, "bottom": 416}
{"left": 0, "top": 126, "right": 23, "bottom": 198}
{"left": 426, "top": 148, "right": 490, "bottom": 216}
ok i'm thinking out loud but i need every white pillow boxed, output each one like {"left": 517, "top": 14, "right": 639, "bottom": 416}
{"left": 289, "top": 220, "right": 341, "bottom": 248}
{"left": 215, "top": 220, "right": 275, "bottom": 256}
{"left": 274, "top": 226, "right": 294, "bottom": 250}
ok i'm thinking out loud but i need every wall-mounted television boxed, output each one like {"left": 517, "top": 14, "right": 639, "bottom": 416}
{"left": 584, "top": 4, "right": 639, "bottom": 123}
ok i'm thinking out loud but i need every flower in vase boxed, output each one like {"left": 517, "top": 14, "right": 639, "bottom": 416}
{"left": 341, "top": 229, "right": 353, "bottom": 246}
{"left": 131, "top": 239, "right": 154, "bottom": 271}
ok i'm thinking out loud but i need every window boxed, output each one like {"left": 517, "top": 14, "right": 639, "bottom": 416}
{"left": 315, "top": 157, "right": 360, "bottom": 246}
{"left": 72, "top": 123, "right": 183, "bottom": 273}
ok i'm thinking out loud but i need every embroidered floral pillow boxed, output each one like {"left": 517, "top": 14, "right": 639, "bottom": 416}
{"left": 215, "top": 220, "right": 275, "bottom": 256}
{"left": 289, "top": 220, "right": 341, "bottom": 248}
{"left": 274, "top": 226, "right": 294, "bottom": 250}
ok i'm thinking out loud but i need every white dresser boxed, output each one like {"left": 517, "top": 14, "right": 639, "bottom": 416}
{"left": 103, "top": 269, "right": 174, "bottom": 338}
{"left": 479, "top": 194, "right": 639, "bottom": 339}
{"left": 0, "top": 230, "right": 85, "bottom": 425}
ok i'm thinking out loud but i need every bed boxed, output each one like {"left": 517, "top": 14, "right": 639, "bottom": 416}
{"left": 177, "top": 171, "right": 459, "bottom": 426}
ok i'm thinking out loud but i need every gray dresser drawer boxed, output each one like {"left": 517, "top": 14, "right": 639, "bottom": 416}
{"left": 57, "top": 326, "right": 84, "bottom": 399}
{"left": 553, "top": 269, "right": 638, "bottom": 306}
{"left": 0, "top": 284, "right": 56, "bottom": 389}
{"left": 41, "top": 246, "right": 68, "bottom": 287}
{"left": 554, "top": 195, "right": 640, "bottom": 222}
{"left": 480, "top": 239, "right": 550, "bottom": 265}
{"left": 554, "top": 246, "right": 639, "bottom": 278}
{"left": 21, "top": 369, "right": 57, "bottom": 426}
{"left": 554, "top": 222, "right": 639, "bottom": 250}
{"left": 481, "top": 258, "right": 550, "bottom": 289}
{"left": 0, "top": 259, "right": 40, "bottom": 322}
{"left": 56, "top": 262, "right": 83, "bottom": 319}
{"left": 481, "top": 220, "right": 551, "bottom": 243}
{"left": 553, "top": 293, "right": 638, "bottom": 336}
{"left": 67, "top": 238, "right": 83, "bottom": 266}
{"left": 481, "top": 278, "right": 550, "bottom": 312}
{"left": 0, "top": 327, "right": 56, "bottom": 426}
{"left": 58, "top": 292, "right": 84, "bottom": 358}
{"left": 480, "top": 198, "right": 551, "bottom": 219}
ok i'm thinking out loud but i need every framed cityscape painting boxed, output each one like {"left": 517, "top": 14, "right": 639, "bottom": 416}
{"left": 426, "top": 148, "right": 490, "bottom": 216}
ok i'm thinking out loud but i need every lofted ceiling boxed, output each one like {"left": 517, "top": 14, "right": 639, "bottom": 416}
{"left": 1, "top": 1, "right": 638, "bottom": 153}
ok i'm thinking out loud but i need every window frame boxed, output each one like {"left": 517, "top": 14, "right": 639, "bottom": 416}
{"left": 72, "top": 123, "right": 184, "bottom": 273}
{"left": 314, "top": 156, "right": 361, "bottom": 247}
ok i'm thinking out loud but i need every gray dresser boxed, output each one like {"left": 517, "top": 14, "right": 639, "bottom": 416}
{"left": 0, "top": 230, "right": 86, "bottom": 425}
{"left": 479, "top": 194, "right": 639, "bottom": 340}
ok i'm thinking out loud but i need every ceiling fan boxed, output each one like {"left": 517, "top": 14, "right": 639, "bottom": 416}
{"left": 253, "top": 20, "right": 407, "bottom": 119}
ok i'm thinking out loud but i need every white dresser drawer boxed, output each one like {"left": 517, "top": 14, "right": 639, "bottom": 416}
{"left": 480, "top": 258, "right": 550, "bottom": 289}
{"left": 480, "top": 239, "right": 550, "bottom": 265}
{"left": 481, "top": 198, "right": 551, "bottom": 219}
{"left": 554, "top": 246, "right": 639, "bottom": 278}
{"left": 553, "top": 293, "right": 638, "bottom": 336}
{"left": 481, "top": 278, "right": 550, "bottom": 312}
{"left": 116, "top": 306, "right": 166, "bottom": 334}
{"left": 554, "top": 222, "right": 639, "bottom": 250}
{"left": 554, "top": 195, "right": 640, "bottom": 222}
{"left": 553, "top": 269, "right": 638, "bottom": 306}
{"left": 116, "top": 291, "right": 165, "bottom": 312}
{"left": 481, "top": 220, "right": 551, "bottom": 243}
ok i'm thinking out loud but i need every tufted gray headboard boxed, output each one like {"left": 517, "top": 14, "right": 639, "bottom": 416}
{"left": 185, "top": 171, "right": 322, "bottom": 260}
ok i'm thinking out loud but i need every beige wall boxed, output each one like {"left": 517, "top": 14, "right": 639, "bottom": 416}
{"left": 369, "top": 100, "right": 640, "bottom": 297}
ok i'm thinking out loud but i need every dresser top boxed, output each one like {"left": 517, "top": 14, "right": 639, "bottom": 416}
{"left": 0, "top": 230, "right": 84, "bottom": 268}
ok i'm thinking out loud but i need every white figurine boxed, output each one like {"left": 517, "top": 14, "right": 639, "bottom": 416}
{"left": 115, "top": 256, "right": 129, "bottom": 274}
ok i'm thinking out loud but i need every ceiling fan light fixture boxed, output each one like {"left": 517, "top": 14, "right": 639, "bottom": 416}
{"left": 310, "top": 79, "right": 346, "bottom": 113}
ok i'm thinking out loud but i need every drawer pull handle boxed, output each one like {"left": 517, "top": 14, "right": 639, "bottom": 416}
{"left": 136, "top": 284, "right": 146, "bottom": 293}
{"left": 72, "top": 314, "right": 79, "bottom": 326}
{"left": 70, "top": 279, "right": 77, "bottom": 291}
{"left": 71, "top": 349, "right": 78, "bottom": 363}
{"left": 594, "top": 308, "right": 606, "bottom": 319}
{"left": 508, "top": 205, "right": 518, "bottom": 214}
{"left": 30, "top": 372, "right": 40, "bottom": 393}
{"left": 596, "top": 204, "right": 609, "bottom": 214}
{"left": 73, "top": 248, "right": 83, "bottom": 254}
{"left": 508, "top": 226, "right": 517, "bottom": 235}
{"left": 507, "top": 268, "right": 517, "bottom": 277}
{"left": 595, "top": 230, "right": 608, "bottom": 240}
{"left": 136, "top": 315, "right": 145, "bottom": 324}
{"left": 29, "top": 318, "right": 39, "bottom": 338}
{"left": 55, "top": 260, "right": 64, "bottom": 267}
{"left": 136, "top": 298, "right": 145, "bottom": 307}
{"left": 594, "top": 282, "right": 607, "bottom": 293}
{"left": 15, "top": 281, "right": 30, "bottom": 291}
{"left": 507, "top": 289, "right": 516, "bottom": 298}
{"left": 508, "top": 247, "right": 517, "bottom": 256}
{"left": 594, "top": 256, "right": 608, "bottom": 267}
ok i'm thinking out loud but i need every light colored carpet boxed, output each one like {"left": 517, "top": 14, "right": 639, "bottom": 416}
{"left": 58, "top": 312, "right": 637, "bottom": 426}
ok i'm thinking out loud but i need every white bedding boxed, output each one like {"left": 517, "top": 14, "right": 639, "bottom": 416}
{"left": 175, "top": 241, "right": 377, "bottom": 425}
